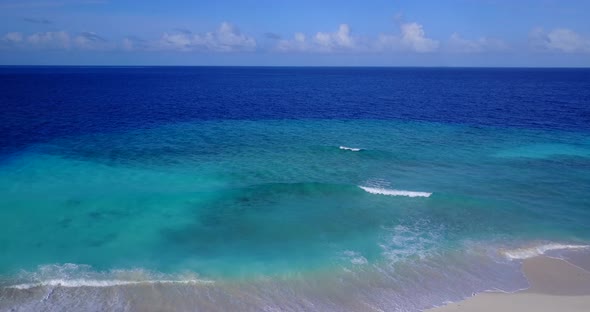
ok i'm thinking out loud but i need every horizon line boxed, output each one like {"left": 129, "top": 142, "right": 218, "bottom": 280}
{"left": 1, "top": 65, "right": 590, "bottom": 69}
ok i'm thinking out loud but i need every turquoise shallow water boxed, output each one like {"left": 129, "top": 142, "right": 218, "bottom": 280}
{"left": 1, "top": 119, "right": 590, "bottom": 274}
{"left": 1, "top": 118, "right": 590, "bottom": 311}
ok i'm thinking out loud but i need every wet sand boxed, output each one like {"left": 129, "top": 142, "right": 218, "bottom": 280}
{"left": 427, "top": 256, "right": 590, "bottom": 312}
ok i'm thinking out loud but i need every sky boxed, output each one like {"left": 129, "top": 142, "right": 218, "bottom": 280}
{"left": 0, "top": 0, "right": 589, "bottom": 66}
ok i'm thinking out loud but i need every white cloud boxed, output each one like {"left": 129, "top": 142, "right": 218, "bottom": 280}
{"left": 278, "top": 21, "right": 438, "bottom": 53}
{"left": 446, "top": 33, "right": 508, "bottom": 53}
{"left": 377, "top": 22, "right": 439, "bottom": 53}
{"left": 157, "top": 22, "right": 256, "bottom": 52}
{"left": 0, "top": 22, "right": 255, "bottom": 53}
{"left": 530, "top": 27, "right": 590, "bottom": 53}
{"left": 121, "top": 36, "right": 148, "bottom": 51}
{"left": 400, "top": 22, "right": 439, "bottom": 52}
{"left": 314, "top": 24, "right": 355, "bottom": 51}
{"left": 74, "top": 31, "right": 110, "bottom": 50}
{"left": 0, "top": 30, "right": 114, "bottom": 50}
{"left": 276, "top": 32, "right": 309, "bottom": 52}
{"left": 27, "top": 31, "right": 71, "bottom": 49}
{"left": 294, "top": 32, "right": 306, "bottom": 43}
{"left": 277, "top": 24, "right": 357, "bottom": 52}
{"left": 3, "top": 32, "right": 24, "bottom": 43}
{"left": 160, "top": 32, "right": 192, "bottom": 50}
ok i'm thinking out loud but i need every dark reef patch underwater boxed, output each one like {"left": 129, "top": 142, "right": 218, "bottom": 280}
{"left": 1, "top": 67, "right": 590, "bottom": 311}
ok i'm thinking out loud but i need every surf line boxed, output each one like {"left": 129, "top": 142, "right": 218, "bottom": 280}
{"left": 339, "top": 146, "right": 362, "bottom": 152}
{"left": 359, "top": 186, "right": 432, "bottom": 198}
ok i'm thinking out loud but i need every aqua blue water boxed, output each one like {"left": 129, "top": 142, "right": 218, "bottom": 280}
{"left": 1, "top": 67, "right": 589, "bottom": 311}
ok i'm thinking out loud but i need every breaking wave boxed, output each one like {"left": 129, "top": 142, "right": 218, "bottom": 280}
{"left": 7, "top": 278, "right": 213, "bottom": 290}
{"left": 2, "top": 263, "right": 213, "bottom": 290}
{"left": 339, "top": 146, "right": 362, "bottom": 152}
{"left": 359, "top": 186, "right": 432, "bottom": 198}
{"left": 501, "top": 243, "right": 589, "bottom": 260}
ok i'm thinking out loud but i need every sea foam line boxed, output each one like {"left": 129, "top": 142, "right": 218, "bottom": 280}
{"left": 339, "top": 146, "right": 362, "bottom": 152}
{"left": 501, "top": 243, "right": 589, "bottom": 260}
{"left": 6, "top": 278, "right": 214, "bottom": 290}
{"left": 359, "top": 186, "right": 432, "bottom": 198}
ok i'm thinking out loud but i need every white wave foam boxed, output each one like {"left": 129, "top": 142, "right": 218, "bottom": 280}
{"left": 339, "top": 146, "right": 362, "bottom": 152}
{"left": 359, "top": 186, "right": 432, "bottom": 198}
{"left": 501, "top": 243, "right": 589, "bottom": 260}
{"left": 7, "top": 278, "right": 214, "bottom": 290}
{"left": 379, "top": 224, "right": 442, "bottom": 263}
{"left": 341, "top": 250, "right": 368, "bottom": 265}
{"left": 4, "top": 263, "right": 214, "bottom": 290}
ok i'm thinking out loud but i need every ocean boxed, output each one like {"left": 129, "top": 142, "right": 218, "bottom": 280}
{"left": 0, "top": 67, "right": 589, "bottom": 311}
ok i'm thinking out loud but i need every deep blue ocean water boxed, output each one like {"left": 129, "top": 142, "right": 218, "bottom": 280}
{"left": 0, "top": 67, "right": 589, "bottom": 311}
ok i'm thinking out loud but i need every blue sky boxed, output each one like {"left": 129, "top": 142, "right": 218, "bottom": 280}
{"left": 0, "top": 0, "right": 589, "bottom": 66}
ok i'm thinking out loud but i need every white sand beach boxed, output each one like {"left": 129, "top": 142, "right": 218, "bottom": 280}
{"left": 427, "top": 256, "right": 590, "bottom": 312}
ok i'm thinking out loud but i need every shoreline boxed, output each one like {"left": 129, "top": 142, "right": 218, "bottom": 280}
{"left": 1, "top": 254, "right": 590, "bottom": 311}
{"left": 427, "top": 256, "right": 590, "bottom": 312}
